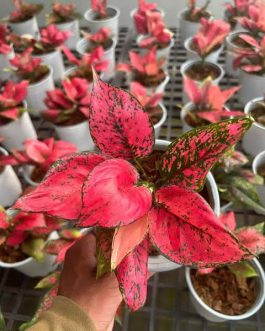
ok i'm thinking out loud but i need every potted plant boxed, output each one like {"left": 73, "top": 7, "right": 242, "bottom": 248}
{"left": 224, "top": 0, "right": 252, "bottom": 30}
{"left": 131, "top": 0, "right": 164, "bottom": 35}
{"left": 0, "top": 138, "right": 78, "bottom": 187}
{"left": 0, "top": 80, "right": 37, "bottom": 149}
{"left": 63, "top": 46, "right": 108, "bottom": 83}
{"left": 0, "top": 147, "right": 22, "bottom": 208}
{"left": 0, "top": 24, "right": 15, "bottom": 81}
{"left": 84, "top": 0, "right": 120, "bottom": 40}
{"left": 8, "top": 0, "right": 42, "bottom": 37}
{"left": 253, "top": 151, "right": 265, "bottom": 212}
{"left": 136, "top": 11, "right": 174, "bottom": 64}
{"left": 76, "top": 27, "right": 116, "bottom": 80}
{"left": 43, "top": 77, "right": 94, "bottom": 151}
{"left": 130, "top": 82, "right": 167, "bottom": 138}
{"left": 242, "top": 95, "right": 265, "bottom": 156}
{"left": 186, "top": 212, "right": 265, "bottom": 322}
{"left": 117, "top": 47, "right": 170, "bottom": 94}
{"left": 212, "top": 149, "right": 265, "bottom": 213}
{"left": 184, "top": 18, "right": 230, "bottom": 64}
{"left": 234, "top": 35, "right": 265, "bottom": 104}
{"left": 13, "top": 72, "right": 254, "bottom": 311}
{"left": 10, "top": 47, "right": 55, "bottom": 117}
{"left": 47, "top": 1, "right": 81, "bottom": 50}
{"left": 178, "top": 0, "right": 211, "bottom": 46}
{"left": 181, "top": 77, "right": 242, "bottom": 132}
{"left": 0, "top": 206, "right": 62, "bottom": 277}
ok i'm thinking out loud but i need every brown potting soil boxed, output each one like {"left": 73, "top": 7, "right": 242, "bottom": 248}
{"left": 185, "top": 63, "right": 220, "bottom": 81}
{"left": 251, "top": 106, "right": 265, "bottom": 127}
{"left": 31, "top": 167, "right": 46, "bottom": 183}
{"left": 22, "top": 65, "right": 50, "bottom": 85}
{"left": 134, "top": 69, "right": 166, "bottom": 88}
{"left": 184, "top": 11, "right": 210, "bottom": 23}
{"left": 0, "top": 245, "right": 27, "bottom": 263}
{"left": 231, "top": 35, "right": 251, "bottom": 48}
{"left": 56, "top": 111, "right": 87, "bottom": 126}
{"left": 191, "top": 267, "right": 257, "bottom": 315}
{"left": 143, "top": 40, "right": 170, "bottom": 50}
{"left": 257, "top": 164, "right": 265, "bottom": 179}
{"left": 185, "top": 109, "right": 210, "bottom": 128}
{"left": 146, "top": 105, "right": 163, "bottom": 125}
{"left": 33, "top": 46, "right": 56, "bottom": 56}
{"left": 67, "top": 69, "right": 93, "bottom": 82}
{"left": 86, "top": 38, "right": 113, "bottom": 52}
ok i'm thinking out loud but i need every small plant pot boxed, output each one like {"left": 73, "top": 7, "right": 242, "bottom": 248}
{"left": 34, "top": 49, "right": 65, "bottom": 83}
{"left": 148, "top": 139, "right": 220, "bottom": 273}
{"left": 178, "top": 9, "right": 211, "bottom": 46}
{"left": 180, "top": 60, "right": 224, "bottom": 104}
{"left": 0, "top": 48, "right": 15, "bottom": 81}
{"left": 76, "top": 38, "right": 116, "bottom": 80}
{"left": 84, "top": 6, "right": 120, "bottom": 41}
{"left": 0, "top": 147, "right": 22, "bottom": 207}
{"left": 225, "top": 31, "right": 246, "bottom": 77}
{"left": 238, "top": 70, "right": 265, "bottom": 105}
{"left": 54, "top": 120, "right": 94, "bottom": 152}
{"left": 0, "top": 111, "right": 37, "bottom": 150}
{"left": 252, "top": 151, "right": 265, "bottom": 213}
{"left": 185, "top": 258, "right": 265, "bottom": 322}
{"left": 184, "top": 37, "right": 223, "bottom": 64}
{"left": 130, "top": 8, "right": 165, "bottom": 35}
{"left": 242, "top": 97, "right": 265, "bottom": 157}
{"left": 9, "top": 16, "right": 39, "bottom": 38}
{"left": 26, "top": 65, "right": 55, "bottom": 117}
{"left": 55, "top": 19, "right": 80, "bottom": 50}
{"left": 0, "top": 231, "right": 59, "bottom": 277}
{"left": 153, "top": 103, "right": 167, "bottom": 139}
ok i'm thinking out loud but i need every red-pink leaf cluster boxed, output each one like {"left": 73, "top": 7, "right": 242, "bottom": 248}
{"left": 130, "top": 82, "right": 163, "bottom": 109}
{"left": 40, "top": 25, "right": 71, "bottom": 48}
{"left": 224, "top": 0, "right": 252, "bottom": 16}
{"left": 0, "top": 24, "right": 12, "bottom": 55}
{"left": 91, "top": 0, "right": 107, "bottom": 18}
{"left": 10, "top": 47, "right": 42, "bottom": 74}
{"left": 133, "top": 0, "right": 158, "bottom": 34}
{"left": 52, "top": 1, "right": 77, "bottom": 18}
{"left": 10, "top": 0, "right": 43, "bottom": 22}
{"left": 236, "top": 2, "right": 265, "bottom": 34}
{"left": 87, "top": 27, "right": 111, "bottom": 45}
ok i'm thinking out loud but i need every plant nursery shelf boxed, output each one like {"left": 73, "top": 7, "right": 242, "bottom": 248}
{"left": 1, "top": 27, "right": 265, "bottom": 331}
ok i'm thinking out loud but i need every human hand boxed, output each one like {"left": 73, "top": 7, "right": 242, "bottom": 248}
{"left": 58, "top": 233, "right": 122, "bottom": 331}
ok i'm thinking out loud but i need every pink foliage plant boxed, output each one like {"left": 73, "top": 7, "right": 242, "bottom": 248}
{"left": 0, "top": 24, "right": 12, "bottom": 55}
{"left": 133, "top": 0, "right": 158, "bottom": 34}
{"left": 185, "top": 0, "right": 211, "bottom": 22}
{"left": 224, "top": 0, "right": 253, "bottom": 28}
{"left": 47, "top": 1, "right": 81, "bottom": 24}
{"left": 9, "top": 0, "right": 43, "bottom": 23}
{"left": 13, "top": 70, "right": 254, "bottom": 311}
{"left": 82, "top": 27, "right": 112, "bottom": 50}
{"left": 91, "top": 0, "right": 107, "bottom": 19}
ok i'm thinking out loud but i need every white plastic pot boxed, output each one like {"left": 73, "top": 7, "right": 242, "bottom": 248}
{"left": 185, "top": 258, "right": 265, "bottom": 322}
{"left": 54, "top": 120, "right": 94, "bottom": 152}
{"left": 178, "top": 9, "right": 211, "bottom": 46}
{"left": 153, "top": 103, "right": 167, "bottom": 139}
{"left": 0, "top": 49, "right": 15, "bottom": 81}
{"left": 9, "top": 16, "right": 39, "bottom": 38}
{"left": 26, "top": 65, "right": 54, "bottom": 116}
{"left": 34, "top": 49, "right": 65, "bottom": 83}
{"left": 180, "top": 60, "right": 224, "bottom": 104}
{"left": 184, "top": 37, "right": 223, "bottom": 64}
{"left": 130, "top": 8, "right": 165, "bottom": 35}
{"left": 148, "top": 139, "right": 220, "bottom": 273}
{"left": 225, "top": 31, "right": 246, "bottom": 77}
{"left": 0, "top": 147, "right": 22, "bottom": 207}
{"left": 55, "top": 19, "right": 80, "bottom": 50}
{"left": 0, "top": 111, "right": 37, "bottom": 150}
{"left": 76, "top": 38, "right": 116, "bottom": 80}
{"left": 238, "top": 70, "right": 265, "bottom": 105}
{"left": 0, "top": 231, "right": 59, "bottom": 277}
{"left": 242, "top": 97, "right": 265, "bottom": 157}
{"left": 253, "top": 151, "right": 265, "bottom": 212}
{"left": 129, "top": 72, "right": 170, "bottom": 95}
{"left": 84, "top": 6, "right": 120, "bottom": 41}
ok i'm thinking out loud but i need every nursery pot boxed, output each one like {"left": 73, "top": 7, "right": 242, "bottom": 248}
{"left": 184, "top": 37, "right": 223, "bottom": 64}
{"left": 33, "top": 49, "right": 65, "bottom": 83}
{"left": 148, "top": 139, "right": 220, "bottom": 273}
{"left": 0, "top": 231, "right": 59, "bottom": 277}
{"left": 238, "top": 70, "right": 265, "bottom": 105}
{"left": 242, "top": 97, "right": 265, "bottom": 157}
{"left": 54, "top": 120, "right": 94, "bottom": 152}
{"left": 153, "top": 103, "right": 167, "bottom": 139}
{"left": 130, "top": 8, "right": 165, "bottom": 35}
{"left": 178, "top": 9, "right": 211, "bottom": 46}
{"left": 9, "top": 16, "right": 39, "bottom": 38}
{"left": 55, "top": 19, "right": 80, "bottom": 50}
{"left": 225, "top": 31, "right": 246, "bottom": 77}
{"left": 0, "top": 111, "right": 37, "bottom": 150}
{"left": 185, "top": 258, "right": 265, "bottom": 322}
{"left": 180, "top": 60, "right": 224, "bottom": 104}
{"left": 0, "top": 48, "right": 15, "bottom": 81}
{"left": 253, "top": 151, "right": 265, "bottom": 214}
{"left": 84, "top": 6, "right": 120, "bottom": 41}
{"left": 26, "top": 65, "right": 55, "bottom": 116}
{"left": 0, "top": 147, "right": 22, "bottom": 207}
{"left": 76, "top": 37, "right": 116, "bottom": 80}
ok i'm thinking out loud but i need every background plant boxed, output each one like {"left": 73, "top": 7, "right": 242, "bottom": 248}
{"left": 9, "top": 0, "right": 43, "bottom": 23}
{"left": 47, "top": 1, "right": 81, "bottom": 24}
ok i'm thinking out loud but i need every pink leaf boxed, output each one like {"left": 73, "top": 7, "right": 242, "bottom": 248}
{"left": 89, "top": 71, "right": 155, "bottom": 159}
{"left": 13, "top": 212, "right": 46, "bottom": 231}
{"left": 0, "top": 209, "right": 8, "bottom": 229}
{"left": 218, "top": 212, "right": 236, "bottom": 231}
{"left": 237, "top": 228, "right": 265, "bottom": 255}
{"left": 184, "top": 78, "right": 202, "bottom": 104}
{"left": 116, "top": 237, "right": 149, "bottom": 311}
{"left": 6, "top": 230, "right": 27, "bottom": 246}
{"left": 79, "top": 159, "right": 152, "bottom": 227}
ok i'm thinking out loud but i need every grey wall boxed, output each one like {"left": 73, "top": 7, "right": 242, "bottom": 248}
{"left": 1, "top": 0, "right": 226, "bottom": 26}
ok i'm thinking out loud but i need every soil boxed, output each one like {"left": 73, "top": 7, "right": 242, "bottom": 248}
{"left": 67, "top": 68, "right": 93, "bottom": 82}
{"left": 20, "top": 65, "right": 50, "bottom": 85}
{"left": 184, "top": 10, "right": 210, "bottom": 23}
{"left": 86, "top": 38, "right": 113, "bottom": 52}
{"left": 9, "top": 15, "right": 34, "bottom": 23}
{"left": 32, "top": 45, "right": 56, "bottom": 56}
{"left": 185, "top": 62, "right": 220, "bottom": 81}
{"left": 231, "top": 35, "right": 251, "bottom": 49}
{"left": 257, "top": 164, "right": 265, "bottom": 180}
{"left": 142, "top": 40, "right": 171, "bottom": 50}
{"left": 184, "top": 108, "right": 210, "bottom": 128}
{"left": 31, "top": 167, "right": 46, "bottom": 183}
{"left": 251, "top": 105, "right": 265, "bottom": 127}
{"left": 44, "top": 109, "right": 87, "bottom": 126}
{"left": 134, "top": 69, "right": 166, "bottom": 88}
{"left": 191, "top": 267, "right": 257, "bottom": 315}
{"left": 146, "top": 105, "right": 163, "bottom": 125}
{"left": 0, "top": 245, "right": 27, "bottom": 263}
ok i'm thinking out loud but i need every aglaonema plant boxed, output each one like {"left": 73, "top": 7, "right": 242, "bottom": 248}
{"left": 0, "top": 24, "right": 12, "bottom": 55}
{"left": 13, "top": 70, "right": 254, "bottom": 311}
{"left": 185, "top": 0, "right": 211, "bottom": 22}
{"left": 133, "top": 0, "right": 158, "bottom": 34}
{"left": 224, "top": 0, "right": 253, "bottom": 29}
{"left": 91, "top": 0, "right": 107, "bottom": 19}
{"left": 47, "top": 1, "right": 81, "bottom": 24}
{"left": 81, "top": 27, "right": 112, "bottom": 50}
{"left": 9, "top": 0, "right": 43, "bottom": 23}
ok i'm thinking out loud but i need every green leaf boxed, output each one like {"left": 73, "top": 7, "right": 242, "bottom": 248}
{"left": 35, "top": 271, "right": 61, "bottom": 289}
{"left": 59, "top": 229, "right": 82, "bottom": 240}
{"left": 22, "top": 238, "right": 45, "bottom": 262}
{"left": 0, "top": 307, "right": 6, "bottom": 331}
{"left": 96, "top": 228, "right": 113, "bottom": 279}
{"left": 228, "top": 261, "right": 258, "bottom": 278}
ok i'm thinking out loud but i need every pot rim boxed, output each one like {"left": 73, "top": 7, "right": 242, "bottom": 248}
{"left": 178, "top": 8, "right": 212, "bottom": 22}
{"left": 184, "top": 36, "right": 223, "bottom": 55}
{"left": 153, "top": 102, "right": 167, "bottom": 130}
{"left": 84, "top": 6, "right": 120, "bottom": 23}
{"left": 76, "top": 37, "right": 116, "bottom": 56}
{"left": 28, "top": 64, "right": 53, "bottom": 88}
{"left": 253, "top": 150, "right": 265, "bottom": 175}
{"left": 130, "top": 7, "right": 165, "bottom": 18}
{"left": 226, "top": 30, "right": 249, "bottom": 49}
{"left": 132, "top": 71, "right": 170, "bottom": 89}
{"left": 8, "top": 15, "right": 37, "bottom": 25}
{"left": 185, "top": 258, "right": 265, "bottom": 320}
{"left": 136, "top": 34, "right": 174, "bottom": 51}
{"left": 244, "top": 97, "right": 265, "bottom": 131}
{"left": 0, "top": 102, "right": 29, "bottom": 129}
{"left": 55, "top": 19, "right": 79, "bottom": 27}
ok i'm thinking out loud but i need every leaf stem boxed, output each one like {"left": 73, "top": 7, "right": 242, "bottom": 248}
{"left": 134, "top": 159, "right": 148, "bottom": 181}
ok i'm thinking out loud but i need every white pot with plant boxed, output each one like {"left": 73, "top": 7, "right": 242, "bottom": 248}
{"left": 0, "top": 24, "right": 15, "bottom": 81}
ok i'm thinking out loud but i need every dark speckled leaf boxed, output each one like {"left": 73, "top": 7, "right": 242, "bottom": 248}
{"left": 89, "top": 71, "right": 155, "bottom": 159}
{"left": 160, "top": 117, "right": 252, "bottom": 191}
